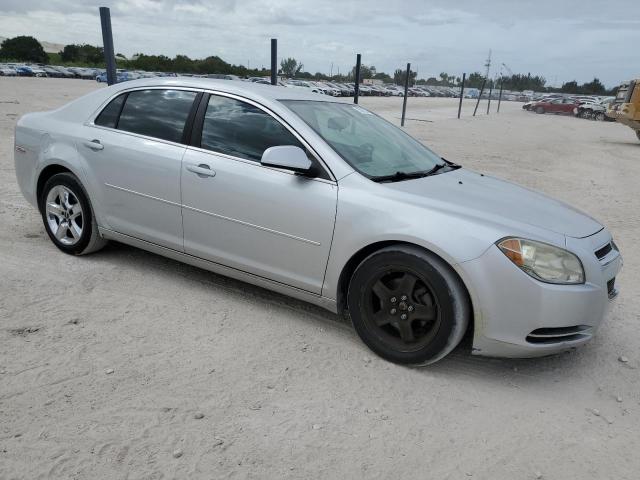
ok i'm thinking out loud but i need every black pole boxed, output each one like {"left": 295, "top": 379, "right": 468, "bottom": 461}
{"left": 270, "top": 39, "right": 277, "bottom": 85}
{"left": 354, "top": 53, "right": 361, "bottom": 104}
{"left": 497, "top": 78, "right": 504, "bottom": 113}
{"left": 99, "top": 7, "right": 116, "bottom": 86}
{"left": 401, "top": 63, "right": 411, "bottom": 127}
{"left": 457, "top": 73, "right": 466, "bottom": 119}
{"left": 473, "top": 78, "right": 487, "bottom": 116}
{"left": 486, "top": 81, "right": 493, "bottom": 115}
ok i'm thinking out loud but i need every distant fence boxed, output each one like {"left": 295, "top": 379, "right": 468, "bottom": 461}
{"left": 98, "top": 7, "right": 517, "bottom": 123}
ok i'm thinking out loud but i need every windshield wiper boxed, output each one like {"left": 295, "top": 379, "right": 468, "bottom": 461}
{"left": 371, "top": 163, "right": 448, "bottom": 183}
{"left": 441, "top": 157, "right": 462, "bottom": 169}
{"left": 371, "top": 170, "right": 429, "bottom": 183}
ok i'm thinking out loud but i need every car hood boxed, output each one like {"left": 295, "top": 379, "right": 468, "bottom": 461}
{"left": 383, "top": 168, "right": 603, "bottom": 239}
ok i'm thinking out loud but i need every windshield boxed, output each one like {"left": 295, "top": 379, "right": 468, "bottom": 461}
{"left": 615, "top": 85, "right": 629, "bottom": 102}
{"left": 281, "top": 100, "right": 444, "bottom": 178}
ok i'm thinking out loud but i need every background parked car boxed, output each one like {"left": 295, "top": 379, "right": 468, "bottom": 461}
{"left": 15, "top": 65, "right": 34, "bottom": 76}
{"left": 575, "top": 97, "right": 615, "bottom": 121}
{"left": 207, "top": 73, "right": 241, "bottom": 81}
{"left": 0, "top": 64, "right": 17, "bottom": 76}
{"left": 312, "top": 81, "right": 341, "bottom": 96}
{"left": 531, "top": 97, "right": 579, "bottom": 114}
{"left": 42, "top": 66, "right": 65, "bottom": 78}
{"left": 50, "top": 66, "right": 75, "bottom": 78}
{"left": 284, "top": 80, "right": 324, "bottom": 95}
{"left": 96, "top": 71, "right": 133, "bottom": 83}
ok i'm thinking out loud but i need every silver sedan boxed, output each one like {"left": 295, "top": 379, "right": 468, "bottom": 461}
{"left": 14, "top": 78, "right": 622, "bottom": 365}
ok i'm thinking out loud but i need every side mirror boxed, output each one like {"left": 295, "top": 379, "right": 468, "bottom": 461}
{"left": 261, "top": 146, "right": 314, "bottom": 175}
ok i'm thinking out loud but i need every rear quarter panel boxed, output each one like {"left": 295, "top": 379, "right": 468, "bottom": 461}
{"left": 14, "top": 116, "right": 42, "bottom": 207}
{"left": 15, "top": 113, "right": 89, "bottom": 209}
{"left": 14, "top": 87, "right": 114, "bottom": 213}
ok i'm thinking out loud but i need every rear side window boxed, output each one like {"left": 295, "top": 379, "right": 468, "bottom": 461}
{"left": 117, "top": 89, "right": 197, "bottom": 143}
{"left": 95, "top": 94, "right": 125, "bottom": 128}
{"left": 200, "top": 95, "right": 304, "bottom": 161}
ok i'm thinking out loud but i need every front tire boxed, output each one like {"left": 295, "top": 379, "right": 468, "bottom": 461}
{"left": 347, "top": 246, "right": 470, "bottom": 365}
{"left": 535, "top": 106, "right": 545, "bottom": 114}
{"left": 40, "top": 173, "right": 106, "bottom": 255}
{"left": 593, "top": 111, "right": 606, "bottom": 121}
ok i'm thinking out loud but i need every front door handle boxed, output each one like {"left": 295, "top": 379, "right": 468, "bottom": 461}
{"left": 84, "top": 139, "right": 104, "bottom": 151}
{"left": 186, "top": 163, "right": 216, "bottom": 178}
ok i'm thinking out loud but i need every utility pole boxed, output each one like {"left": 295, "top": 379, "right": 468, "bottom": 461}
{"left": 474, "top": 49, "right": 491, "bottom": 116}
{"left": 473, "top": 78, "right": 486, "bottom": 116}
{"left": 99, "top": 7, "right": 117, "bottom": 86}
{"left": 401, "top": 63, "right": 411, "bottom": 126}
{"left": 270, "top": 39, "right": 277, "bottom": 85}
{"left": 497, "top": 62, "right": 513, "bottom": 113}
{"left": 354, "top": 54, "right": 361, "bottom": 104}
{"left": 458, "top": 72, "right": 466, "bottom": 119}
{"left": 484, "top": 49, "right": 492, "bottom": 79}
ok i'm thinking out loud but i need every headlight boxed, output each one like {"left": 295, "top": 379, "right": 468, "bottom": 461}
{"left": 497, "top": 238, "right": 585, "bottom": 284}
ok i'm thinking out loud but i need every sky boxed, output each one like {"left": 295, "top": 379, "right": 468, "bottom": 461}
{"left": 0, "top": 0, "right": 639, "bottom": 87}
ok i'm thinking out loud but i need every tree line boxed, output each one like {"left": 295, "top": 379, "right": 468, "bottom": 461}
{"left": 0, "top": 35, "right": 618, "bottom": 95}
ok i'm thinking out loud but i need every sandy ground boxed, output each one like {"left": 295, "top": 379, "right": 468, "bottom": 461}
{"left": 1, "top": 78, "right": 639, "bottom": 480}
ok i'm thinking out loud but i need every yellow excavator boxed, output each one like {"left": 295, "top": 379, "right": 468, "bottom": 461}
{"left": 607, "top": 80, "right": 640, "bottom": 142}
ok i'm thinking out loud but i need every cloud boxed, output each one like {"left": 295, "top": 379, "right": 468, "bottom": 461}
{"left": 0, "top": 0, "right": 638, "bottom": 87}
{"left": 403, "top": 8, "right": 477, "bottom": 26}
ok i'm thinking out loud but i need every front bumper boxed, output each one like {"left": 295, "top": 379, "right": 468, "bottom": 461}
{"left": 460, "top": 228, "right": 622, "bottom": 358}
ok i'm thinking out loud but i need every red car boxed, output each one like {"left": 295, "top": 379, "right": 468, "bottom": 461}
{"left": 531, "top": 98, "right": 579, "bottom": 114}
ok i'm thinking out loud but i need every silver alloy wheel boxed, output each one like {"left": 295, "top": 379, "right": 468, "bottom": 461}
{"left": 45, "top": 185, "right": 83, "bottom": 245}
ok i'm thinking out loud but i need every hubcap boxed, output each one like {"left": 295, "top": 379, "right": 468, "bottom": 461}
{"left": 364, "top": 269, "right": 441, "bottom": 352}
{"left": 45, "top": 185, "right": 83, "bottom": 246}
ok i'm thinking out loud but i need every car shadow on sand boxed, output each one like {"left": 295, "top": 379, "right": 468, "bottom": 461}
{"left": 90, "top": 240, "right": 606, "bottom": 385}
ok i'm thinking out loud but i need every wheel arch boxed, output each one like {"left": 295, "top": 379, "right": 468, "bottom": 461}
{"left": 336, "top": 241, "right": 476, "bottom": 340}
{"left": 36, "top": 164, "right": 75, "bottom": 211}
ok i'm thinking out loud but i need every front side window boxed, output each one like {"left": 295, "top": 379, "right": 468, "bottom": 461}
{"left": 624, "top": 81, "right": 636, "bottom": 103}
{"left": 616, "top": 85, "right": 628, "bottom": 101}
{"left": 200, "top": 95, "right": 304, "bottom": 161}
{"left": 282, "top": 100, "right": 443, "bottom": 178}
{"left": 117, "top": 89, "right": 197, "bottom": 143}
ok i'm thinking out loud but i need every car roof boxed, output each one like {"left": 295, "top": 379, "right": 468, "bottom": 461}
{"left": 111, "top": 77, "right": 330, "bottom": 103}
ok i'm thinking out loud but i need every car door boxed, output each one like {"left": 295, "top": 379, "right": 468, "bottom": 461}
{"left": 80, "top": 88, "right": 199, "bottom": 251}
{"left": 562, "top": 99, "right": 577, "bottom": 113}
{"left": 181, "top": 93, "right": 337, "bottom": 294}
{"left": 544, "top": 99, "right": 562, "bottom": 113}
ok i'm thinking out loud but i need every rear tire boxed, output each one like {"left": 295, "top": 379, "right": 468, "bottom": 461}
{"left": 39, "top": 172, "right": 106, "bottom": 255}
{"left": 347, "top": 245, "right": 470, "bottom": 366}
{"left": 535, "top": 106, "right": 545, "bottom": 114}
{"left": 593, "top": 111, "right": 606, "bottom": 121}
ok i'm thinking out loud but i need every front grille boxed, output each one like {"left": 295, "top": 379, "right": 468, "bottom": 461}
{"left": 595, "top": 242, "right": 613, "bottom": 260}
{"left": 526, "top": 325, "right": 592, "bottom": 344}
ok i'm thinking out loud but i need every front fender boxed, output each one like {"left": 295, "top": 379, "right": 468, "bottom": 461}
{"left": 323, "top": 172, "right": 565, "bottom": 302}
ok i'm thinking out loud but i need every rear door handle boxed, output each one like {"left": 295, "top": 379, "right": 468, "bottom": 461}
{"left": 186, "top": 163, "right": 216, "bottom": 178}
{"left": 84, "top": 139, "right": 104, "bottom": 151}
